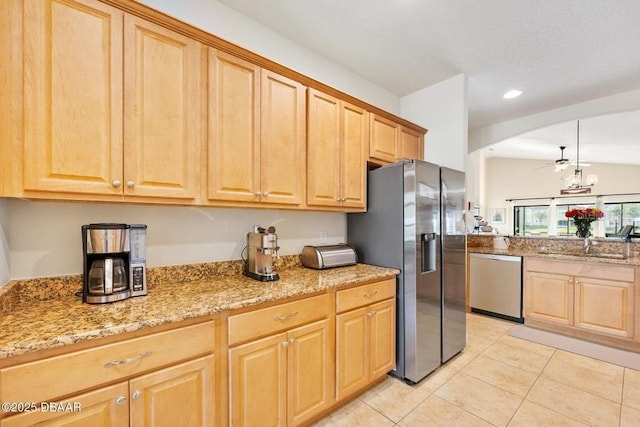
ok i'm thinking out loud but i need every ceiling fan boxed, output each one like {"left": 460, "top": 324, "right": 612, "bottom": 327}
{"left": 538, "top": 145, "right": 591, "bottom": 171}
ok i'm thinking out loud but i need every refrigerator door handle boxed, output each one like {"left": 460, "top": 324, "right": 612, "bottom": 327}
{"left": 420, "top": 233, "right": 437, "bottom": 273}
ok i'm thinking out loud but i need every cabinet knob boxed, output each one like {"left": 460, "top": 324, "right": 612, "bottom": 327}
{"left": 132, "top": 390, "right": 142, "bottom": 400}
{"left": 115, "top": 396, "right": 127, "bottom": 405}
{"left": 282, "top": 341, "right": 289, "bottom": 347}
{"left": 263, "top": 192, "right": 269, "bottom": 197}
{"left": 289, "top": 338, "right": 296, "bottom": 344}
{"left": 256, "top": 191, "right": 262, "bottom": 197}
{"left": 367, "top": 311, "right": 377, "bottom": 317}
{"left": 112, "top": 180, "right": 122, "bottom": 188}
{"left": 126, "top": 181, "right": 135, "bottom": 188}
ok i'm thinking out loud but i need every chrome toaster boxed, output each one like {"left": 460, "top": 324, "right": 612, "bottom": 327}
{"left": 301, "top": 244, "right": 358, "bottom": 269}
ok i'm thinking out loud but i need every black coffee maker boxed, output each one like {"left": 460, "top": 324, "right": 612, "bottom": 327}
{"left": 81, "top": 223, "right": 147, "bottom": 304}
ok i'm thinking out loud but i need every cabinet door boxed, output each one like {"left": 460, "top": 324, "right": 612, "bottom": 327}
{"left": 574, "top": 277, "right": 634, "bottom": 338}
{"left": 525, "top": 272, "right": 574, "bottom": 325}
{"left": 129, "top": 355, "right": 215, "bottom": 427}
{"left": 341, "top": 102, "right": 368, "bottom": 210}
{"left": 369, "top": 114, "right": 398, "bottom": 163}
{"left": 260, "top": 70, "right": 306, "bottom": 205}
{"left": 306, "top": 89, "right": 341, "bottom": 207}
{"left": 335, "top": 307, "right": 369, "bottom": 401}
{"left": 123, "top": 15, "right": 201, "bottom": 200}
{"left": 369, "top": 299, "right": 396, "bottom": 379}
{"left": 399, "top": 126, "right": 423, "bottom": 160}
{"left": 23, "top": 0, "right": 123, "bottom": 195}
{"left": 208, "top": 49, "right": 260, "bottom": 202}
{"left": 287, "top": 319, "right": 334, "bottom": 426}
{"left": 230, "top": 333, "right": 287, "bottom": 427}
{"left": 0, "top": 383, "right": 129, "bottom": 427}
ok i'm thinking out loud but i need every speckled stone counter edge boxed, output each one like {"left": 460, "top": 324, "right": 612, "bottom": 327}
{"left": 467, "top": 234, "right": 640, "bottom": 265}
{"left": 0, "top": 255, "right": 302, "bottom": 315}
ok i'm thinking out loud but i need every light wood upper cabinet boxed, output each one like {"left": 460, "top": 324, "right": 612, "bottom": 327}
{"left": 123, "top": 15, "right": 202, "bottom": 200}
{"left": 369, "top": 113, "right": 424, "bottom": 164}
{"left": 399, "top": 126, "right": 424, "bottom": 160}
{"left": 369, "top": 114, "right": 399, "bottom": 164}
{"left": 208, "top": 49, "right": 260, "bottom": 202}
{"left": 307, "top": 89, "right": 367, "bottom": 210}
{"left": 22, "top": 0, "right": 124, "bottom": 195}
{"left": 21, "top": 1, "right": 202, "bottom": 202}
{"left": 207, "top": 51, "right": 305, "bottom": 206}
{"left": 260, "top": 70, "right": 306, "bottom": 205}
{"left": 341, "top": 103, "right": 368, "bottom": 209}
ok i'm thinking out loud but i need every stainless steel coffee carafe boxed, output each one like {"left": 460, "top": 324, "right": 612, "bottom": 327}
{"left": 81, "top": 223, "right": 147, "bottom": 304}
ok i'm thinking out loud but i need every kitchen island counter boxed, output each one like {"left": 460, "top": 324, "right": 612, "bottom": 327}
{"left": 0, "top": 262, "right": 398, "bottom": 360}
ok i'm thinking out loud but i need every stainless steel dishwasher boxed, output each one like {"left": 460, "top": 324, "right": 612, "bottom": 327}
{"left": 469, "top": 253, "right": 523, "bottom": 322}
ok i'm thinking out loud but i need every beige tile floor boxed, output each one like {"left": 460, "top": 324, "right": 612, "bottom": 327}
{"left": 314, "top": 313, "right": 640, "bottom": 427}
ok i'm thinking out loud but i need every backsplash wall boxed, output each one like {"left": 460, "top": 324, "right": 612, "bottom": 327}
{"left": 7, "top": 199, "right": 346, "bottom": 280}
{"left": 0, "top": 199, "right": 9, "bottom": 286}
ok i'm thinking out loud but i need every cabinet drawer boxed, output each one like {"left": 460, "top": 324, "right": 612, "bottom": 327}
{"left": 336, "top": 279, "right": 396, "bottom": 313}
{"left": 228, "top": 294, "right": 330, "bottom": 346}
{"left": 527, "top": 257, "right": 634, "bottom": 282}
{"left": 0, "top": 321, "right": 215, "bottom": 404}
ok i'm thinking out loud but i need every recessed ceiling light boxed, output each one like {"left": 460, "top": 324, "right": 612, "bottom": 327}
{"left": 503, "top": 90, "right": 522, "bottom": 99}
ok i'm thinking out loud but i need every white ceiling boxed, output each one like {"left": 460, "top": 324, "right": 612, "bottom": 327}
{"left": 484, "top": 109, "right": 640, "bottom": 166}
{"left": 216, "top": 0, "right": 640, "bottom": 130}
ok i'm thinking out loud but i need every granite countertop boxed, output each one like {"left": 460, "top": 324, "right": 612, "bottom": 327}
{"left": 467, "top": 245, "right": 640, "bottom": 266}
{"left": 0, "top": 263, "right": 398, "bottom": 360}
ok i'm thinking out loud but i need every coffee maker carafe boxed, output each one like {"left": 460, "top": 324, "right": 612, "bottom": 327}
{"left": 244, "top": 225, "right": 280, "bottom": 281}
{"left": 82, "top": 223, "right": 147, "bottom": 304}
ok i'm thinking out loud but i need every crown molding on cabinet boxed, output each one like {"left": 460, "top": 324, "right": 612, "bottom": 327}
{"left": 101, "top": 0, "right": 427, "bottom": 135}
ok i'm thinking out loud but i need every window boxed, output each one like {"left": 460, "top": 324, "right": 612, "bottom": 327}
{"left": 556, "top": 204, "right": 595, "bottom": 236}
{"left": 604, "top": 202, "right": 640, "bottom": 236}
{"left": 514, "top": 205, "right": 549, "bottom": 236}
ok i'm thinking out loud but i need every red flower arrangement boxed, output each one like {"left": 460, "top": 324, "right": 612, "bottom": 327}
{"left": 565, "top": 208, "right": 604, "bottom": 238}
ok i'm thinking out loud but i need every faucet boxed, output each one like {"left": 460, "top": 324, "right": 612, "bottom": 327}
{"left": 583, "top": 238, "right": 598, "bottom": 255}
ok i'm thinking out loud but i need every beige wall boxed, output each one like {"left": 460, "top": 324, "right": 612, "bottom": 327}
{"left": 8, "top": 200, "right": 345, "bottom": 280}
{"left": 0, "top": 199, "right": 9, "bottom": 285}
{"left": 483, "top": 157, "right": 640, "bottom": 235}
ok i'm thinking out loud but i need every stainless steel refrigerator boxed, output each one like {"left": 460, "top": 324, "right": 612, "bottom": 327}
{"left": 347, "top": 159, "right": 466, "bottom": 383}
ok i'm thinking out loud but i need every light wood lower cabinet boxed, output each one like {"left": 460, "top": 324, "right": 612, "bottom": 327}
{"left": 228, "top": 296, "right": 333, "bottom": 427}
{"left": 525, "top": 271, "right": 574, "bottom": 326}
{"left": 0, "top": 321, "right": 217, "bottom": 427}
{"left": 0, "top": 383, "right": 129, "bottom": 427}
{"left": 524, "top": 257, "right": 637, "bottom": 348}
{"left": 336, "top": 281, "right": 396, "bottom": 401}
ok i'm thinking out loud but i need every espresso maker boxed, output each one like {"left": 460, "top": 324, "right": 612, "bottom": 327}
{"left": 81, "top": 223, "right": 148, "bottom": 304}
{"left": 244, "top": 225, "right": 280, "bottom": 281}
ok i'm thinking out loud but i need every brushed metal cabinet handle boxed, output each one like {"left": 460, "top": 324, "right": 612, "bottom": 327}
{"left": 132, "top": 390, "right": 142, "bottom": 400}
{"left": 104, "top": 351, "right": 152, "bottom": 368}
{"left": 112, "top": 180, "right": 122, "bottom": 188}
{"left": 115, "top": 396, "right": 127, "bottom": 405}
{"left": 364, "top": 290, "right": 379, "bottom": 298}
{"left": 126, "top": 181, "right": 135, "bottom": 188}
{"left": 275, "top": 311, "right": 299, "bottom": 322}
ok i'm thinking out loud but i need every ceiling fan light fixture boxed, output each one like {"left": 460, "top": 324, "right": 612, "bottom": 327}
{"left": 503, "top": 89, "right": 522, "bottom": 99}
{"left": 560, "top": 120, "right": 598, "bottom": 194}
{"left": 554, "top": 163, "right": 569, "bottom": 172}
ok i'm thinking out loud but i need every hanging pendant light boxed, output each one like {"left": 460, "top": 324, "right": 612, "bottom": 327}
{"left": 560, "top": 120, "right": 597, "bottom": 195}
